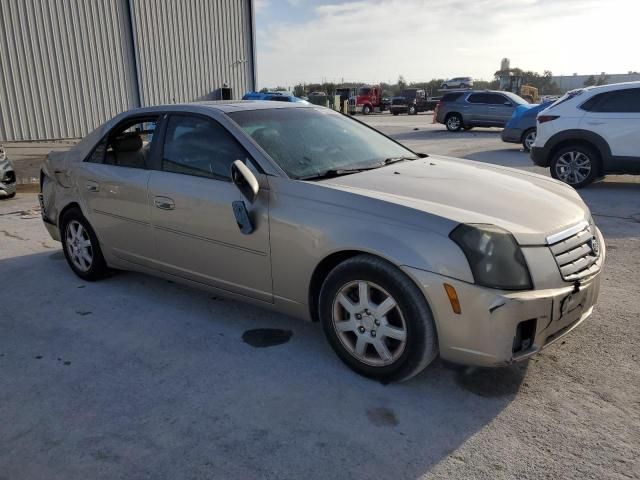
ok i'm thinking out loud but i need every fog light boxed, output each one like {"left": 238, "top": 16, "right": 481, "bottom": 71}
{"left": 443, "top": 283, "right": 461, "bottom": 314}
{"left": 513, "top": 319, "right": 537, "bottom": 354}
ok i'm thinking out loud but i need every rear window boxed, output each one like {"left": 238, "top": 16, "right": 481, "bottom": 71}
{"left": 442, "top": 92, "right": 464, "bottom": 102}
{"left": 549, "top": 89, "right": 584, "bottom": 108}
{"left": 580, "top": 88, "right": 640, "bottom": 113}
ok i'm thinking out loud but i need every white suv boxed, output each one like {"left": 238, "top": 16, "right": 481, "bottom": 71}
{"left": 530, "top": 81, "right": 640, "bottom": 188}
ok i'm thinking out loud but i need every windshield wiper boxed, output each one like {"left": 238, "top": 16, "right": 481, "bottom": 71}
{"left": 298, "top": 166, "right": 379, "bottom": 180}
{"left": 382, "top": 156, "right": 419, "bottom": 164}
{"left": 299, "top": 156, "right": 420, "bottom": 180}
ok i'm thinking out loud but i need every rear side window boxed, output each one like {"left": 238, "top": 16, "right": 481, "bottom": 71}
{"left": 87, "top": 117, "right": 158, "bottom": 169}
{"left": 161, "top": 115, "right": 251, "bottom": 180}
{"left": 442, "top": 92, "right": 464, "bottom": 102}
{"left": 581, "top": 88, "right": 640, "bottom": 113}
{"left": 467, "top": 93, "right": 490, "bottom": 104}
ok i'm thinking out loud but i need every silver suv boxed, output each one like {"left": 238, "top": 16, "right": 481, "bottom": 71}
{"left": 441, "top": 77, "right": 473, "bottom": 89}
{"left": 435, "top": 90, "right": 528, "bottom": 131}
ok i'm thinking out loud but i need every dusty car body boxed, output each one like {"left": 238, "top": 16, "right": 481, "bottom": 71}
{"left": 40, "top": 102, "right": 605, "bottom": 382}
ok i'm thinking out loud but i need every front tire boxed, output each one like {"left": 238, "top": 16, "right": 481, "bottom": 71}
{"left": 362, "top": 105, "right": 371, "bottom": 115}
{"left": 319, "top": 255, "right": 438, "bottom": 383}
{"left": 60, "top": 207, "right": 109, "bottom": 281}
{"left": 550, "top": 144, "right": 599, "bottom": 188}
{"left": 445, "top": 113, "right": 463, "bottom": 132}
{"left": 408, "top": 105, "right": 417, "bottom": 115}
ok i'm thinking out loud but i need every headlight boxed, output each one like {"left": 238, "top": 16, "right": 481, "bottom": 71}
{"left": 450, "top": 224, "right": 532, "bottom": 290}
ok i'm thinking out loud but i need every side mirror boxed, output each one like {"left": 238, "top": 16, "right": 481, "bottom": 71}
{"left": 231, "top": 159, "right": 259, "bottom": 203}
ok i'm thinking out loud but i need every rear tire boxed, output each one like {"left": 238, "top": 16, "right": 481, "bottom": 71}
{"left": 445, "top": 113, "right": 463, "bottom": 132}
{"left": 60, "top": 207, "right": 109, "bottom": 281}
{"left": 522, "top": 128, "right": 536, "bottom": 152}
{"left": 319, "top": 254, "right": 438, "bottom": 383}
{"left": 550, "top": 144, "right": 600, "bottom": 188}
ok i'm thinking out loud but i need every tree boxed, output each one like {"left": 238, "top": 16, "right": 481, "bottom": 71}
{"left": 583, "top": 75, "right": 596, "bottom": 87}
{"left": 293, "top": 84, "right": 305, "bottom": 97}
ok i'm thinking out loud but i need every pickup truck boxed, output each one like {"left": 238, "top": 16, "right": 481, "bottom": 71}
{"left": 390, "top": 89, "right": 440, "bottom": 115}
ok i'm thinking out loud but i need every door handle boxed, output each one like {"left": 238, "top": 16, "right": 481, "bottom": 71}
{"left": 154, "top": 196, "right": 175, "bottom": 210}
{"left": 85, "top": 181, "right": 100, "bottom": 192}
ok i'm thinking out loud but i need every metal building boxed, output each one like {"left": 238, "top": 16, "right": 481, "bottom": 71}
{"left": 0, "top": 0, "right": 256, "bottom": 141}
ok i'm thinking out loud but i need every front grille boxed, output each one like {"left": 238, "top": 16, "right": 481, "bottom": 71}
{"left": 2, "top": 171, "right": 15, "bottom": 184}
{"left": 548, "top": 222, "right": 601, "bottom": 281}
{"left": 391, "top": 98, "right": 406, "bottom": 105}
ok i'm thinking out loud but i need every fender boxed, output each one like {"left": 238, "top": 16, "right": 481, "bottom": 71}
{"left": 545, "top": 129, "right": 612, "bottom": 167}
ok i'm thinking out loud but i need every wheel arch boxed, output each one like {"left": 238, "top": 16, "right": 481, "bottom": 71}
{"left": 58, "top": 201, "right": 83, "bottom": 227}
{"left": 307, "top": 249, "right": 439, "bottom": 325}
{"left": 547, "top": 129, "right": 610, "bottom": 174}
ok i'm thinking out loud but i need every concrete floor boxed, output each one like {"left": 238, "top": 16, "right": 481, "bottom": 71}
{"left": 1, "top": 114, "right": 639, "bottom": 479}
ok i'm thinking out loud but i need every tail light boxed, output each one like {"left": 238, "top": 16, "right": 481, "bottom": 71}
{"left": 538, "top": 115, "right": 559, "bottom": 124}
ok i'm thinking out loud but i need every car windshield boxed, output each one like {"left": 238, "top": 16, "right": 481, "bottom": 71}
{"left": 401, "top": 90, "right": 417, "bottom": 98}
{"left": 503, "top": 92, "right": 528, "bottom": 105}
{"left": 358, "top": 87, "right": 371, "bottom": 95}
{"left": 228, "top": 107, "right": 417, "bottom": 179}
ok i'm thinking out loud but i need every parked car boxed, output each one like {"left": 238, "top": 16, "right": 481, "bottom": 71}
{"left": 501, "top": 102, "right": 552, "bottom": 151}
{"left": 441, "top": 77, "right": 473, "bottom": 89}
{"left": 40, "top": 102, "right": 605, "bottom": 382}
{"left": 0, "top": 146, "right": 16, "bottom": 199}
{"left": 435, "top": 90, "right": 528, "bottom": 131}
{"left": 242, "top": 91, "right": 307, "bottom": 103}
{"left": 531, "top": 81, "right": 640, "bottom": 188}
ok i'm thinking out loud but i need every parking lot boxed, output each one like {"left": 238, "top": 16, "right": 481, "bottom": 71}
{"left": 1, "top": 113, "right": 639, "bottom": 479}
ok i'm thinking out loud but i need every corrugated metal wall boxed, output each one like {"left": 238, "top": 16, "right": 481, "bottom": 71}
{"left": 0, "top": 0, "right": 139, "bottom": 141}
{"left": 129, "top": 0, "right": 254, "bottom": 106}
{"left": 0, "top": 0, "right": 256, "bottom": 141}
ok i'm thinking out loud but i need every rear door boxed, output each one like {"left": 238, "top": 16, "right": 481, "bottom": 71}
{"left": 147, "top": 113, "right": 272, "bottom": 301}
{"left": 75, "top": 116, "right": 160, "bottom": 265}
{"left": 485, "top": 93, "right": 515, "bottom": 126}
{"left": 464, "top": 93, "right": 489, "bottom": 123}
{"left": 579, "top": 87, "right": 640, "bottom": 171}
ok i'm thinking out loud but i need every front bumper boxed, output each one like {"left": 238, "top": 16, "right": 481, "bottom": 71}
{"left": 0, "top": 179, "right": 16, "bottom": 196}
{"left": 390, "top": 105, "right": 408, "bottom": 113}
{"left": 501, "top": 127, "right": 523, "bottom": 144}
{"left": 403, "top": 249, "right": 604, "bottom": 367}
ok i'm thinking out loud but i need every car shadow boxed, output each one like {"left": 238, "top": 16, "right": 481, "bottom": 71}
{"left": 0, "top": 250, "right": 528, "bottom": 479}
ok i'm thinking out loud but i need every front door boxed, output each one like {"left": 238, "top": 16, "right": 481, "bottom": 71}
{"left": 75, "top": 116, "right": 160, "bottom": 265}
{"left": 485, "top": 93, "right": 515, "bottom": 126}
{"left": 147, "top": 113, "right": 272, "bottom": 302}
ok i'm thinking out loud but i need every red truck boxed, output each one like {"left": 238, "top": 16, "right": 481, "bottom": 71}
{"left": 348, "top": 85, "right": 387, "bottom": 114}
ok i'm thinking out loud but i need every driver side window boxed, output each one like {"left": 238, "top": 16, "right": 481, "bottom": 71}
{"left": 161, "top": 115, "right": 250, "bottom": 180}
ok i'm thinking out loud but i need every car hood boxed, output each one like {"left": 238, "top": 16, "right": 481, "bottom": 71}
{"left": 317, "top": 157, "right": 589, "bottom": 245}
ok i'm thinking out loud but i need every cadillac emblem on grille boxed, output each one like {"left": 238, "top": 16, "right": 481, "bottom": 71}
{"left": 589, "top": 236, "right": 600, "bottom": 257}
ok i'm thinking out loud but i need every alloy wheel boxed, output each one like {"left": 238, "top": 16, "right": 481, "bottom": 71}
{"left": 65, "top": 220, "right": 93, "bottom": 272}
{"left": 554, "top": 151, "right": 592, "bottom": 185}
{"left": 447, "top": 116, "right": 461, "bottom": 130}
{"left": 331, "top": 280, "right": 407, "bottom": 367}
{"left": 524, "top": 131, "right": 536, "bottom": 151}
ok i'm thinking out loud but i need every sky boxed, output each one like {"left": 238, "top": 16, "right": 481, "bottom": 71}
{"left": 254, "top": 0, "right": 639, "bottom": 89}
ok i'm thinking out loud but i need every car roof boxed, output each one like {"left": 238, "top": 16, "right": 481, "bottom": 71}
{"left": 582, "top": 80, "right": 640, "bottom": 93}
{"left": 127, "top": 100, "right": 315, "bottom": 116}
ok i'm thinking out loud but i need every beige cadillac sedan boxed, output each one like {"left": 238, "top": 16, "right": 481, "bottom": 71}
{"left": 39, "top": 102, "right": 605, "bottom": 382}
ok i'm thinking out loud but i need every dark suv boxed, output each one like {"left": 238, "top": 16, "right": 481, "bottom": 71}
{"left": 435, "top": 90, "right": 528, "bottom": 131}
